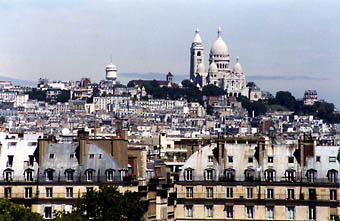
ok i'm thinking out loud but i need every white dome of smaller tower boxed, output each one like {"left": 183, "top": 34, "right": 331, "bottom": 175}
{"left": 105, "top": 62, "right": 117, "bottom": 81}
{"left": 193, "top": 28, "right": 202, "bottom": 43}
{"left": 197, "top": 62, "right": 206, "bottom": 73}
{"left": 232, "top": 56, "right": 243, "bottom": 74}
{"left": 209, "top": 60, "right": 218, "bottom": 73}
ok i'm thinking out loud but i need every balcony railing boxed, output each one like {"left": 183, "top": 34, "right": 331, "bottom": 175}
{"left": 177, "top": 192, "right": 338, "bottom": 201}
{"left": 179, "top": 176, "right": 339, "bottom": 185}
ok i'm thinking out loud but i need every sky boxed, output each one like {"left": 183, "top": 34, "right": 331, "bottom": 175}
{"left": 0, "top": 0, "right": 339, "bottom": 108}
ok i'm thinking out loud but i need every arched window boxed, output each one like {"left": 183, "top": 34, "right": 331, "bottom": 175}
{"left": 285, "top": 169, "right": 296, "bottom": 182}
{"left": 184, "top": 168, "right": 194, "bottom": 181}
{"left": 65, "top": 169, "right": 75, "bottom": 181}
{"left": 3, "top": 168, "right": 13, "bottom": 182}
{"left": 244, "top": 168, "right": 255, "bottom": 181}
{"left": 197, "top": 51, "right": 201, "bottom": 56}
{"left": 44, "top": 168, "right": 55, "bottom": 181}
{"left": 306, "top": 169, "right": 317, "bottom": 183}
{"left": 105, "top": 169, "right": 115, "bottom": 181}
{"left": 204, "top": 168, "right": 214, "bottom": 181}
{"left": 224, "top": 168, "right": 235, "bottom": 181}
{"left": 24, "top": 169, "right": 34, "bottom": 182}
{"left": 264, "top": 169, "right": 276, "bottom": 182}
{"left": 327, "top": 169, "right": 338, "bottom": 183}
{"left": 85, "top": 169, "right": 95, "bottom": 182}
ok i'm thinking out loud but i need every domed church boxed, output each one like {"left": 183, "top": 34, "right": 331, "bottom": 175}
{"left": 190, "top": 27, "right": 249, "bottom": 98}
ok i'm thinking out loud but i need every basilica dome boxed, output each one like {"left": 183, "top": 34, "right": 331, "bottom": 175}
{"left": 209, "top": 61, "right": 218, "bottom": 73}
{"left": 210, "top": 27, "right": 229, "bottom": 56}
{"left": 232, "top": 56, "right": 243, "bottom": 74}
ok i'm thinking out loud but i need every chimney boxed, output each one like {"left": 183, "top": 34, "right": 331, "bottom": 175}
{"left": 78, "top": 129, "right": 89, "bottom": 165}
{"left": 37, "top": 135, "right": 51, "bottom": 164}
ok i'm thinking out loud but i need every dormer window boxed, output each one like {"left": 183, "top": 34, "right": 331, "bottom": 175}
{"left": 24, "top": 169, "right": 34, "bottom": 182}
{"left": 327, "top": 169, "right": 338, "bottom": 183}
{"left": 105, "top": 169, "right": 115, "bottom": 181}
{"left": 208, "top": 155, "right": 214, "bottom": 163}
{"left": 49, "top": 154, "right": 55, "bottom": 159}
{"left": 184, "top": 168, "right": 194, "bottom": 181}
{"left": 205, "top": 169, "right": 214, "bottom": 181}
{"left": 285, "top": 169, "right": 296, "bottom": 182}
{"left": 85, "top": 169, "right": 95, "bottom": 181}
{"left": 65, "top": 169, "right": 74, "bottom": 181}
{"left": 89, "top": 154, "right": 95, "bottom": 159}
{"left": 245, "top": 168, "right": 255, "bottom": 181}
{"left": 44, "top": 168, "right": 55, "bottom": 181}
{"left": 306, "top": 169, "right": 317, "bottom": 183}
{"left": 4, "top": 169, "right": 13, "bottom": 182}
{"left": 264, "top": 169, "right": 276, "bottom": 182}
{"left": 224, "top": 168, "right": 235, "bottom": 181}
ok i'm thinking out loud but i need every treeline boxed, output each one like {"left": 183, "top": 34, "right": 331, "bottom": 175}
{"left": 238, "top": 91, "right": 340, "bottom": 123}
{"left": 140, "top": 79, "right": 226, "bottom": 104}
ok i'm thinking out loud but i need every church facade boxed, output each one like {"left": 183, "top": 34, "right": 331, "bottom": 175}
{"left": 190, "top": 27, "right": 249, "bottom": 98}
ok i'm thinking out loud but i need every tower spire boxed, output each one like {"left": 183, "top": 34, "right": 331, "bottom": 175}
{"left": 218, "top": 27, "right": 222, "bottom": 37}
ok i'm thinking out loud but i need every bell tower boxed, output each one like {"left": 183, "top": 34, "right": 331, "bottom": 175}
{"left": 190, "top": 28, "right": 204, "bottom": 81}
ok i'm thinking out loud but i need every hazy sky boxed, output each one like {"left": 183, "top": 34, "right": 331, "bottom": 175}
{"left": 0, "top": 0, "right": 339, "bottom": 107}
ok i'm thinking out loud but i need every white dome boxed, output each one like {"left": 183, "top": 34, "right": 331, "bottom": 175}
{"left": 197, "top": 62, "right": 206, "bottom": 73}
{"left": 232, "top": 56, "right": 243, "bottom": 74}
{"left": 210, "top": 27, "right": 229, "bottom": 56}
{"left": 106, "top": 63, "right": 116, "bottom": 71}
{"left": 193, "top": 28, "right": 202, "bottom": 43}
{"left": 209, "top": 61, "right": 218, "bottom": 73}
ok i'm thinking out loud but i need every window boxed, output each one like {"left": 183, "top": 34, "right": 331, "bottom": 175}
{"left": 185, "top": 169, "right": 193, "bottom": 181}
{"left": 309, "top": 206, "right": 316, "bottom": 220}
{"left": 226, "top": 206, "right": 233, "bottom": 218}
{"left": 327, "top": 170, "right": 338, "bottom": 183}
{"left": 85, "top": 169, "right": 95, "bottom": 181}
{"left": 266, "top": 206, "right": 274, "bottom": 219}
{"left": 285, "top": 169, "right": 296, "bottom": 182}
{"left": 7, "top": 155, "right": 13, "bottom": 167}
{"left": 69, "top": 154, "right": 75, "bottom": 159}
{"left": 205, "top": 169, "right": 214, "bottom": 180}
{"left": 208, "top": 155, "right": 213, "bottom": 163}
{"left": 287, "top": 189, "right": 295, "bottom": 199}
{"left": 329, "top": 157, "right": 336, "bottom": 162}
{"left": 226, "top": 187, "right": 233, "bottom": 198}
{"left": 331, "top": 214, "right": 337, "bottom": 221}
{"left": 224, "top": 168, "right": 235, "bottom": 181}
{"left": 4, "top": 169, "right": 13, "bottom": 182}
{"left": 287, "top": 207, "right": 295, "bottom": 219}
{"left": 86, "top": 187, "right": 93, "bottom": 193}
{"left": 25, "top": 187, "right": 32, "bottom": 199}
{"left": 228, "top": 156, "right": 233, "bottom": 163}
{"left": 264, "top": 169, "right": 275, "bottom": 182}
{"left": 98, "top": 154, "right": 102, "bottom": 159}
{"left": 65, "top": 169, "right": 74, "bottom": 181}
{"left": 330, "top": 189, "right": 337, "bottom": 201}
{"left": 89, "top": 154, "right": 95, "bottom": 159}
{"left": 206, "top": 205, "right": 213, "bottom": 218}
{"left": 246, "top": 206, "right": 254, "bottom": 219}
{"left": 316, "top": 156, "right": 320, "bottom": 162}
{"left": 247, "top": 188, "right": 253, "bottom": 198}
{"left": 266, "top": 188, "right": 274, "bottom": 199}
{"left": 185, "top": 205, "right": 193, "bottom": 218}
{"left": 66, "top": 187, "right": 73, "bottom": 198}
{"left": 268, "top": 156, "right": 273, "bottom": 163}
{"left": 309, "top": 189, "right": 316, "bottom": 200}
{"left": 248, "top": 156, "right": 253, "bottom": 163}
{"left": 45, "top": 169, "right": 54, "bottom": 181}
{"left": 4, "top": 187, "right": 11, "bottom": 199}
{"left": 306, "top": 169, "right": 317, "bottom": 182}
{"left": 245, "top": 169, "right": 255, "bottom": 181}
{"left": 46, "top": 188, "right": 53, "bottom": 198}
{"left": 105, "top": 169, "right": 114, "bottom": 181}
{"left": 29, "top": 155, "right": 34, "bottom": 167}
{"left": 186, "top": 187, "right": 193, "bottom": 198}
{"left": 49, "top": 153, "right": 55, "bottom": 159}
{"left": 44, "top": 206, "right": 52, "bottom": 219}
{"left": 206, "top": 187, "right": 213, "bottom": 198}
{"left": 288, "top": 156, "right": 294, "bottom": 163}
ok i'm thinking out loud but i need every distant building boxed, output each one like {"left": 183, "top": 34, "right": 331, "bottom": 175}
{"left": 304, "top": 90, "right": 318, "bottom": 105}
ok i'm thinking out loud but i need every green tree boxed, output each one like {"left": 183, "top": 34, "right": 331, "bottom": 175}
{"left": 0, "top": 199, "right": 43, "bottom": 221}
{"left": 56, "top": 90, "right": 71, "bottom": 103}
{"left": 55, "top": 185, "right": 146, "bottom": 221}
{"left": 26, "top": 88, "right": 47, "bottom": 101}
{"left": 202, "top": 84, "right": 226, "bottom": 97}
